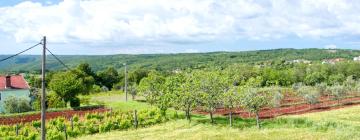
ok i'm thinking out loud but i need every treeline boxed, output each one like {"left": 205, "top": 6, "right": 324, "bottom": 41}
{"left": 2, "top": 48, "right": 360, "bottom": 73}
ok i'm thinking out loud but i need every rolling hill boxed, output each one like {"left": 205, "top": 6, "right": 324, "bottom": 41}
{"left": 1, "top": 48, "right": 360, "bottom": 73}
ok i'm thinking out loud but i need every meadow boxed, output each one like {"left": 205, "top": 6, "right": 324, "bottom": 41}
{"left": 76, "top": 104, "right": 360, "bottom": 140}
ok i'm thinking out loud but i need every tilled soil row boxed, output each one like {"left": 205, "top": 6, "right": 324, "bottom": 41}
{"left": 197, "top": 96, "right": 360, "bottom": 119}
{"left": 0, "top": 108, "right": 109, "bottom": 125}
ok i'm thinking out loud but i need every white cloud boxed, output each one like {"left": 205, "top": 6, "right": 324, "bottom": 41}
{"left": 0, "top": 0, "right": 360, "bottom": 45}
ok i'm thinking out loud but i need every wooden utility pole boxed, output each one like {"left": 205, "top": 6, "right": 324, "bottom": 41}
{"left": 41, "top": 36, "right": 47, "bottom": 140}
{"left": 124, "top": 63, "right": 128, "bottom": 101}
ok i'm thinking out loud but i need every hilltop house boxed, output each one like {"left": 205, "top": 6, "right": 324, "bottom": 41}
{"left": 354, "top": 56, "right": 360, "bottom": 61}
{"left": 322, "top": 58, "right": 345, "bottom": 64}
{"left": 0, "top": 75, "right": 31, "bottom": 113}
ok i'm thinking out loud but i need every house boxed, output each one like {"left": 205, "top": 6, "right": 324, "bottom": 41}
{"left": 0, "top": 75, "right": 31, "bottom": 113}
{"left": 354, "top": 56, "right": 360, "bottom": 61}
{"left": 322, "top": 58, "right": 345, "bottom": 64}
{"left": 285, "top": 59, "right": 311, "bottom": 64}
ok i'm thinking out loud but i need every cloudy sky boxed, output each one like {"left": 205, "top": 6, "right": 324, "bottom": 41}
{"left": 0, "top": 0, "right": 360, "bottom": 55}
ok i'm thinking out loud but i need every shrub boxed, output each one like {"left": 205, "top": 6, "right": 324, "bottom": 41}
{"left": 3, "top": 96, "right": 32, "bottom": 113}
{"left": 47, "top": 92, "right": 66, "bottom": 108}
{"left": 70, "top": 97, "right": 81, "bottom": 108}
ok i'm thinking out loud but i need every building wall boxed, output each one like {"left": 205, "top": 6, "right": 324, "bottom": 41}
{"left": 0, "top": 89, "right": 31, "bottom": 113}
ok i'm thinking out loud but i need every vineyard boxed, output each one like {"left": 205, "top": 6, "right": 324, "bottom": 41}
{"left": 0, "top": 108, "right": 178, "bottom": 140}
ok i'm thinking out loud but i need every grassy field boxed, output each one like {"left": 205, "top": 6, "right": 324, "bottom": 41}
{"left": 76, "top": 105, "right": 360, "bottom": 140}
{"left": 79, "top": 91, "right": 152, "bottom": 112}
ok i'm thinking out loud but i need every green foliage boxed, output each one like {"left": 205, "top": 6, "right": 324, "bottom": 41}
{"left": 49, "top": 71, "right": 84, "bottom": 104}
{"left": 96, "top": 67, "right": 119, "bottom": 90}
{"left": 138, "top": 71, "right": 165, "bottom": 106}
{"left": 0, "top": 108, "right": 173, "bottom": 139}
{"left": 3, "top": 96, "right": 32, "bottom": 113}
{"left": 70, "top": 97, "right": 81, "bottom": 108}
{"left": 240, "top": 88, "right": 268, "bottom": 113}
{"left": 197, "top": 71, "right": 228, "bottom": 123}
{"left": 46, "top": 92, "right": 66, "bottom": 109}
{"left": 328, "top": 84, "right": 347, "bottom": 104}
{"left": 240, "top": 88, "right": 269, "bottom": 128}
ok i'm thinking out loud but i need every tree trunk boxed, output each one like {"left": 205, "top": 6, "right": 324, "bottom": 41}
{"left": 210, "top": 111, "right": 214, "bottom": 124}
{"left": 186, "top": 104, "right": 191, "bottom": 121}
{"left": 256, "top": 112, "right": 260, "bottom": 129}
{"left": 229, "top": 111, "right": 233, "bottom": 127}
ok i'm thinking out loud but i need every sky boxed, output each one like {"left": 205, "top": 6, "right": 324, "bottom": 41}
{"left": 0, "top": 0, "right": 360, "bottom": 55}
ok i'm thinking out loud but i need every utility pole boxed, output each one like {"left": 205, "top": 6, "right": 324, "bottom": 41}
{"left": 41, "top": 36, "right": 47, "bottom": 140}
{"left": 124, "top": 63, "right": 128, "bottom": 101}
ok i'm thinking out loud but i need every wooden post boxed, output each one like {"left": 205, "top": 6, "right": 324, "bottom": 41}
{"left": 124, "top": 63, "right": 128, "bottom": 102}
{"left": 134, "top": 110, "right": 138, "bottom": 129}
{"left": 70, "top": 117, "right": 74, "bottom": 131}
{"left": 229, "top": 111, "right": 232, "bottom": 127}
{"left": 16, "top": 123, "right": 19, "bottom": 136}
{"left": 64, "top": 124, "right": 68, "bottom": 140}
{"left": 41, "top": 36, "right": 47, "bottom": 140}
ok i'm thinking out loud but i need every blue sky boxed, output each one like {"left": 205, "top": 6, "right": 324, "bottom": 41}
{"left": 0, "top": 0, "right": 359, "bottom": 55}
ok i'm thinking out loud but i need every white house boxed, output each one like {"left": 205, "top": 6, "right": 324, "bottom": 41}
{"left": 354, "top": 56, "right": 360, "bottom": 61}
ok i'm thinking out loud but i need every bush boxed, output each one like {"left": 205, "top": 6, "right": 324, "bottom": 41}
{"left": 70, "top": 97, "right": 81, "bottom": 108}
{"left": 3, "top": 96, "right": 32, "bottom": 113}
{"left": 47, "top": 92, "right": 66, "bottom": 108}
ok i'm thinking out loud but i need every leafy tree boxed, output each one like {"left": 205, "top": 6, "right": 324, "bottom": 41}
{"left": 128, "top": 84, "right": 138, "bottom": 100}
{"left": 305, "top": 72, "right": 326, "bottom": 86}
{"left": 221, "top": 85, "right": 241, "bottom": 127}
{"left": 72, "top": 69, "right": 95, "bottom": 95}
{"left": 138, "top": 71, "right": 168, "bottom": 114}
{"left": 298, "top": 87, "right": 319, "bottom": 109}
{"left": 315, "top": 83, "right": 328, "bottom": 96}
{"left": 270, "top": 87, "right": 283, "bottom": 108}
{"left": 171, "top": 72, "right": 199, "bottom": 121}
{"left": 328, "top": 84, "right": 347, "bottom": 105}
{"left": 3, "top": 96, "right": 32, "bottom": 113}
{"left": 327, "top": 74, "right": 345, "bottom": 86}
{"left": 240, "top": 88, "right": 268, "bottom": 129}
{"left": 49, "top": 71, "right": 84, "bottom": 106}
{"left": 128, "top": 69, "right": 149, "bottom": 85}
{"left": 197, "top": 71, "right": 227, "bottom": 123}
{"left": 344, "top": 76, "right": 356, "bottom": 91}
{"left": 97, "top": 67, "right": 119, "bottom": 90}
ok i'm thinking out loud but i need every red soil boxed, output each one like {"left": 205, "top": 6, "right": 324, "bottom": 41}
{"left": 0, "top": 108, "right": 109, "bottom": 125}
{"left": 197, "top": 96, "right": 360, "bottom": 119}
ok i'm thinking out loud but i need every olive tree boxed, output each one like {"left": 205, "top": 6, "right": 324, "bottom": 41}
{"left": 298, "top": 86, "right": 319, "bottom": 109}
{"left": 221, "top": 85, "right": 242, "bottom": 127}
{"left": 328, "top": 84, "right": 347, "bottom": 105}
{"left": 240, "top": 88, "right": 268, "bottom": 129}
{"left": 4, "top": 96, "right": 32, "bottom": 113}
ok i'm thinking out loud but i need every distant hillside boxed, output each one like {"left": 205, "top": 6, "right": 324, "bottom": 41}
{"left": 1, "top": 48, "right": 360, "bottom": 73}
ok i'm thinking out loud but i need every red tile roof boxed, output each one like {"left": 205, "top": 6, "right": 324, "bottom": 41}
{"left": 0, "top": 75, "right": 30, "bottom": 90}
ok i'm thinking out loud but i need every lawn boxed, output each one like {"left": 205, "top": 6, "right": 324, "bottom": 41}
{"left": 76, "top": 105, "right": 360, "bottom": 140}
{"left": 79, "top": 91, "right": 153, "bottom": 112}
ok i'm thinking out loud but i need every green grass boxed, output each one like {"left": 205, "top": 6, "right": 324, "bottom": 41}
{"left": 79, "top": 91, "right": 152, "bottom": 112}
{"left": 76, "top": 105, "right": 360, "bottom": 140}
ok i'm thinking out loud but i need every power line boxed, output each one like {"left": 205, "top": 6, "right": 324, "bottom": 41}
{"left": 45, "top": 48, "right": 71, "bottom": 70}
{"left": 0, "top": 42, "right": 42, "bottom": 63}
